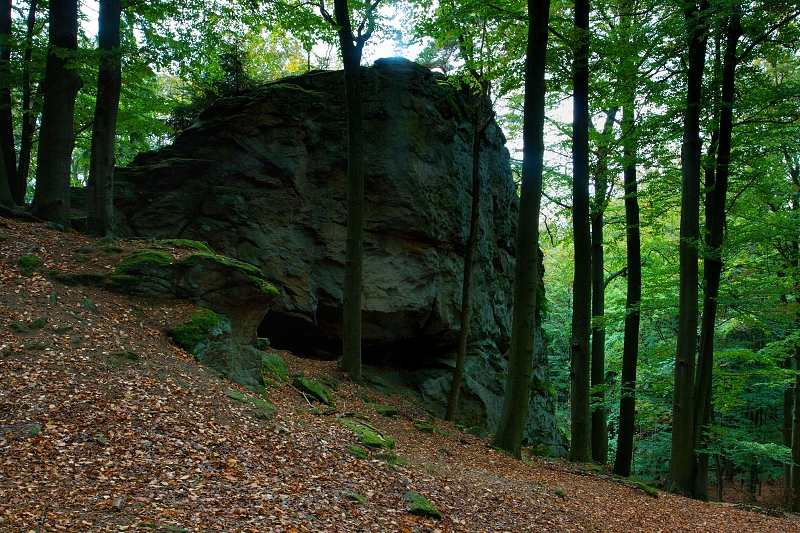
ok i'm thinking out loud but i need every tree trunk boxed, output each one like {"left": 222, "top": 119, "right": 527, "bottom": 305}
{"left": 492, "top": 0, "right": 551, "bottom": 459}
{"left": 669, "top": 0, "right": 709, "bottom": 497}
{"left": 0, "top": 0, "right": 15, "bottom": 192}
{"left": 693, "top": 11, "right": 740, "bottom": 501}
{"left": 31, "top": 0, "right": 83, "bottom": 227}
{"left": 331, "top": 0, "right": 375, "bottom": 382}
{"left": 569, "top": 0, "right": 592, "bottom": 463}
{"left": 785, "top": 357, "right": 793, "bottom": 488}
{"left": 590, "top": 107, "right": 617, "bottom": 465}
{"left": 87, "top": 0, "right": 122, "bottom": 237}
{"left": 792, "top": 346, "right": 800, "bottom": 511}
{"left": 0, "top": 145, "right": 13, "bottom": 208}
{"left": 614, "top": 102, "right": 641, "bottom": 478}
{"left": 446, "top": 86, "right": 487, "bottom": 422}
{"left": 15, "top": 0, "right": 40, "bottom": 203}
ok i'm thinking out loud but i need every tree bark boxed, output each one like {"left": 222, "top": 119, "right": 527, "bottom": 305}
{"left": 492, "top": 0, "right": 550, "bottom": 459}
{"left": 87, "top": 0, "right": 122, "bottom": 237}
{"left": 328, "top": 0, "right": 378, "bottom": 382}
{"left": 614, "top": 101, "right": 641, "bottom": 478}
{"left": 446, "top": 86, "right": 487, "bottom": 422}
{"left": 669, "top": 0, "right": 709, "bottom": 497}
{"left": 792, "top": 345, "right": 800, "bottom": 511}
{"left": 0, "top": 143, "right": 13, "bottom": 207}
{"left": 590, "top": 107, "right": 618, "bottom": 465}
{"left": 569, "top": 0, "right": 592, "bottom": 463}
{"left": 785, "top": 356, "right": 793, "bottom": 488}
{"left": 15, "top": 0, "right": 40, "bottom": 204}
{"left": 0, "top": 0, "right": 15, "bottom": 192}
{"left": 31, "top": 0, "right": 83, "bottom": 227}
{"left": 693, "top": 10, "right": 741, "bottom": 501}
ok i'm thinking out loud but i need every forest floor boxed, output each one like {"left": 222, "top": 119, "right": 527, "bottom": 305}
{"left": 1, "top": 216, "right": 799, "bottom": 533}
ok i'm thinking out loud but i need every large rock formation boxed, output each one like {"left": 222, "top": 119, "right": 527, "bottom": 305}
{"left": 112, "top": 58, "right": 564, "bottom": 453}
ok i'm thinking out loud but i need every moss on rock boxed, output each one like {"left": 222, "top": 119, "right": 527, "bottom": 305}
{"left": 261, "top": 352, "right": 288, "bottom": 382}
{"left": 17, "top": 255, "right": 42, "bottom": 277}
{"left": 292, "top": 376, "right": 333, "bottom": 405}
{"left": 404, "top": 491, "right": 442, "bottom": 519}
{"left": 168, "top": 308, "right": 221, "bottom": 354}
{"left": 339, "top": 419, "right": 394, "bottom": 450}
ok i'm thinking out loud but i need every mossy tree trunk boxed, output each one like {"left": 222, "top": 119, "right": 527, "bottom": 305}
{"left": 492, "top": 0, "right": 550, "bottom": 459}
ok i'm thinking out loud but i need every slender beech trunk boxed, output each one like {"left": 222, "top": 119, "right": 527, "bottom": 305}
{"left": 31, "top": 0, "right": 83, "bottom": 227}
{"left": 446, "top": 86, "right": 488, "bottom": 421}
{"left": 87, "top": 0, "right": 122, "bottom": 237}
{"left": 325, "top": 0, "right": 379, "bottom": 382}
{"left": 792, "top": 346, "right": 800, "bottom": 511}
{"left": 614, "top": 101, "right": 641, "bottom": 478}
{"left": 590, "top": 107, "right": 618, "bottom": 465}
{"left": 569, "top": 0, "right": 592, "bottom": 463}
{"left": 693, "top": 11, "right": 741, "bottom": 501}
{"left": 492, "top": 0, "right": 551, "bottom": 459}
{"left": 784, "top": 355, "right": 793, "bottom": 488}
{"left": 16, "top": 0, "right": 39, "bottom": 203}
{"left": 669, "top": 0, "right": 709, "bottom": 497}
{"left": 0, "top": 0, "right": 15, "bottom": 190}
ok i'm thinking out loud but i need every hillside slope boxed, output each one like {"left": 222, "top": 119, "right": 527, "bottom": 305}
{"left": 1, "top": 217, "right": 797, "bottom": 532}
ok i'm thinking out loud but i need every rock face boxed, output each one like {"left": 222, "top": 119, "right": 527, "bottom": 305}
{"left": 113, "top": 58, "right": 564, "bottom": 453}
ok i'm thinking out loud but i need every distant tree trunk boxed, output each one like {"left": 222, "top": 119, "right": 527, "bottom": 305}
{"left": 590, "top": 107, "right": 618, "bottom": 465}
{"left": 669, "top": 0, "right": 709, "bottom": 497}
{"left": 492, "top": 0, "right": 551, "bottom": 459}
{"left": 446, "top": 85, "right": 488, "bottom": 422}
{"left": 87, "top": 0, "right": 122, "bottom": 237}
{"left": 569, "top": 0, "right": 592, "bottom": 464}
{"left": 31, "top": 0, "right": 83, "bottom": 227}
{"left": 15, "top": 0, "right": 40, "bottom": 203}
{"left": 0, "top": 148, "right": 13, "bottom": 208}
{"left": 0, "top": 0, "right": 15, "bottom": 191}
{"left": 785, "top": 356, "right": 793, "bottom": 488}
{"left": 792, "top": 345, "right": 800, "bottom": 511}
{"left": 693, "top": 11, "right": 741, "bottom": 501}
{"left": 614, "top": 101, "right": 641, "bottom": 478}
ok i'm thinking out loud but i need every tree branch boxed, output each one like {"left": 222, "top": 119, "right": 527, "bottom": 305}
{"left": 736, "top": 9, "right": 800, "bottom": 64}
{"left": 604, "top": 267, "right": 628, "bottom": 290}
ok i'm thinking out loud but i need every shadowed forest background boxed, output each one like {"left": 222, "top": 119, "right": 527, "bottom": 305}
{"left": 1, "top": 0, "right": 800, "bottom": 515}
